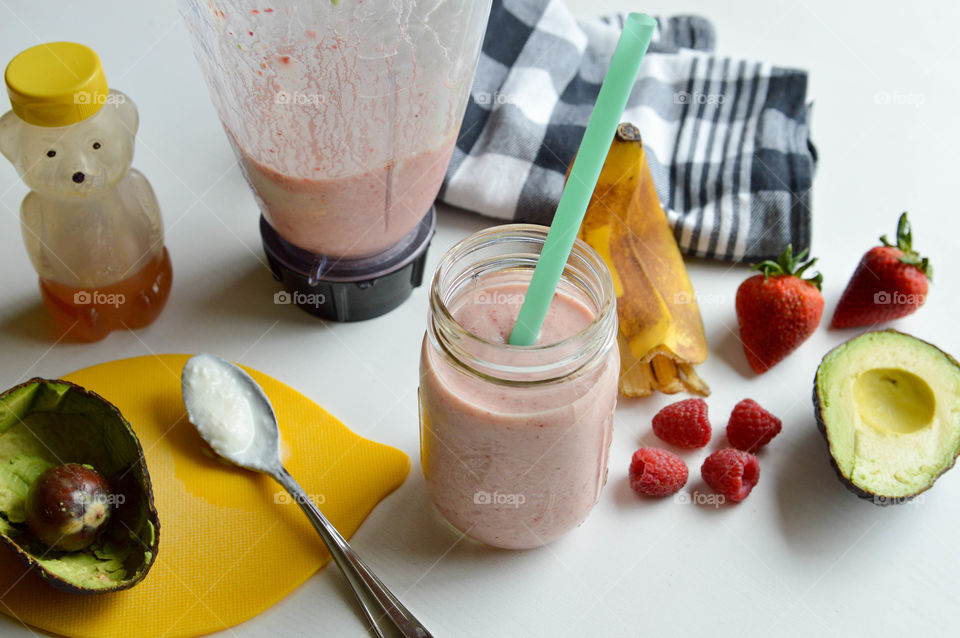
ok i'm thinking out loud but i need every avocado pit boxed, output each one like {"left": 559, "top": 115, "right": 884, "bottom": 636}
{"left": 25, "top": 463, "right": 112, "bottom": 552}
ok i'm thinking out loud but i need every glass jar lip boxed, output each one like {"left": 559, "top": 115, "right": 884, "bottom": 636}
{"left": 429, "top": 223, "right": 617, "bottom": 355}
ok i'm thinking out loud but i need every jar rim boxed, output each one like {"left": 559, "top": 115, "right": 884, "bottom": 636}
{"left": 428, "top": 224, "right": 617, "bottom": 385}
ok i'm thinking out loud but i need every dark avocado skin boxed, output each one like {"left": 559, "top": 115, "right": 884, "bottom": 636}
{"left": 813, "top": 329, "right": 960, "bottom": 506}
{"left": 0, "top": 378, "right": 160, "bottom": 594}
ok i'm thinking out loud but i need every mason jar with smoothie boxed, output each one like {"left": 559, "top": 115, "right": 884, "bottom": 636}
{"left": 419, "top": 225, "right": 620, "bottom": 550}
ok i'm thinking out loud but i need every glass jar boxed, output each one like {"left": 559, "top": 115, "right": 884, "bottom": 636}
{"left": 419, "top": 224, "right": 620, "bottom": 549}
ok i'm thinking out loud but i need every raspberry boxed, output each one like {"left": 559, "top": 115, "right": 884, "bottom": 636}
{"left": 629, "top": 448, "right": 688, "bottom": 497}
{"left": 726, "top": 399, "right": 782, "bottom": 452}
{"left": 701, "top": 448, "right": 760, "bottom": 502}
{"left": 651, "top": 398, "right": 711, "bottom": 448}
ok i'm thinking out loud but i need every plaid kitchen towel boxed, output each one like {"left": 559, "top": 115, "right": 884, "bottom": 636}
{"left": 440, "top": 0, "right": 816, "bottom": 262}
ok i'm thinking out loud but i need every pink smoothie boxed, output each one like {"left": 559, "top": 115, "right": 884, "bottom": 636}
{"left": 420, "top": 281, "right": 619, "bottom": 549}
{"left": 239, "top": 136, "right": 455, "bottom": 259}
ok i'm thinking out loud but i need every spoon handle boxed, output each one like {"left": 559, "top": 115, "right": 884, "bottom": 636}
{"left": 275, "top": 468, "right": 432, "bottom": 638}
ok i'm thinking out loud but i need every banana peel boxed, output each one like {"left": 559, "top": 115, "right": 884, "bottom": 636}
{"left": 575, "top": 123, "right": 709, "bottom": 397}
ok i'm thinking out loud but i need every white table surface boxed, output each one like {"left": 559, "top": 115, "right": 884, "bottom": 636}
{"left": 1, "top": 1, "right": 958, "bottom": 636}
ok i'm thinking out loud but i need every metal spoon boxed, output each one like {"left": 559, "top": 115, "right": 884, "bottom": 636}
{"left": 181, "top": 353, "right": 431, "bottom": 638}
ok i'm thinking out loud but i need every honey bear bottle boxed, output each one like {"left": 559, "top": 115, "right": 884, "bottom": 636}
{"left": 0, "top": 42, "right": 172, "bottom": 341}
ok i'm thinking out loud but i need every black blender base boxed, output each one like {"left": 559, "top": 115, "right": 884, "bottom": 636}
{"left": 264, "top": 250, "right": 430, "bottom": 321}
{"left": 260, "top": 209, "right": 435, "bottom": 322}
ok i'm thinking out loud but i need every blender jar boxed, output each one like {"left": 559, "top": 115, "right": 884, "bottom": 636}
{"left": 180, "top": 0, "right": 491, "bottom": 320}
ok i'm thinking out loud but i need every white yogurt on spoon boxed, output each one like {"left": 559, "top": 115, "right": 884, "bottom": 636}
{"left": 181, "top": 354, "right": 265, "bottom": 465}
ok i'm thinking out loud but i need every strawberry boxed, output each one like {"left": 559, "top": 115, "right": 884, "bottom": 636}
{"left": 831, "top": 212, "right": 932, "bottom": 328}
{"left": 735, "top": 245, "right": 824, "bottom": 374}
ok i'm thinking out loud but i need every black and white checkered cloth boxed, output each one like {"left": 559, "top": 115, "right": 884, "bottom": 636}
{"left": 439, "top": 0, "right": 816, "bottom": 262}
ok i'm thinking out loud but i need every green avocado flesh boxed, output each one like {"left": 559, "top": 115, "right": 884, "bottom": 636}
{"left": 0, "top": 379, "right": 159, "bottom": 593}
{"left": 815, "top": 331, "right": 960, "bottom": 502}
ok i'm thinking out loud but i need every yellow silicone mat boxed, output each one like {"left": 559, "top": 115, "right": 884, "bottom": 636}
{"left": 0, "top": 354, "right": 410, "bottom": 638}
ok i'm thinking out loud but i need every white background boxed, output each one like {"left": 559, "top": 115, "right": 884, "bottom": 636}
{"left": 1, "top": 1, "right": 958, "bottom": 636}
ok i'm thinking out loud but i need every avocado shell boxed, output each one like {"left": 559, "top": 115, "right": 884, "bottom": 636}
{"left": 813, "top": 330, "right": 960, "bottom": 505}
{"left": 0, "top": 378, "right": 159, "bottom": 593}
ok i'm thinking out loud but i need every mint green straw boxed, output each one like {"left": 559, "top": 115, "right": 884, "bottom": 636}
{"left": 508, "top": 13, "right": 656, "bottom": 346}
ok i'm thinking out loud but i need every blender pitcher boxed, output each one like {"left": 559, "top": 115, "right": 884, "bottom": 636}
{"left": 181, "top": 0, "right": 492, "bottom": 321}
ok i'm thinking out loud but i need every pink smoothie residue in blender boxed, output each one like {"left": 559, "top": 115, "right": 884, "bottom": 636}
{"left": 240, "top": 136, "right": 455, "bottom": 259}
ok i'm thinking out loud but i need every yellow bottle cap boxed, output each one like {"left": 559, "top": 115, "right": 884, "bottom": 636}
{"left": 4, "top": 42, "right": 109, "bottom": 127}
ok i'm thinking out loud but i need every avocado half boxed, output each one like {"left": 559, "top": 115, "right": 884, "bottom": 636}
{"left": 0, "top": 379, "right": 159, "bottom": 593}
{"left": 814, "top": 330, "right": 960, "bottom": 504}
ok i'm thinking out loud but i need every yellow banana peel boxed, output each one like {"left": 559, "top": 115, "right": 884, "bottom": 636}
{"left": 576, "top": 123, "right": 709, "bottom": 397}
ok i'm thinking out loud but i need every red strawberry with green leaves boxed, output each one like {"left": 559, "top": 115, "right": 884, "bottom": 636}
{"left": 831, "top": 212, "right": 932, "bottom": 328}
{"left": 735, "top": 245, "right": 824, "bottom": 374}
